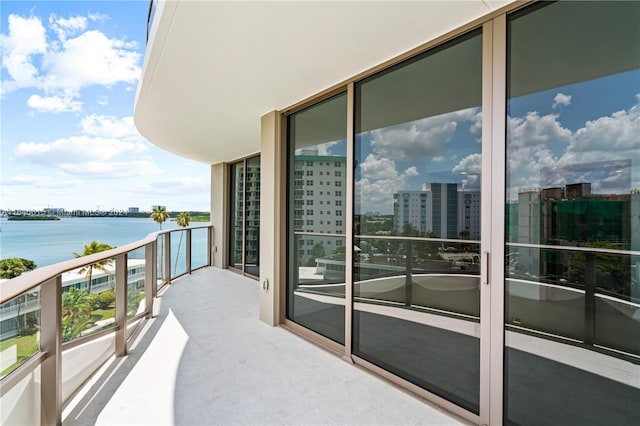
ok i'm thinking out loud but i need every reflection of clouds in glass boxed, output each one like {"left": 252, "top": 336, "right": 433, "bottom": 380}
{"left": 540, "top": 160, "right": 631, "bottom": 195}
{"left": 453, "top": 153, "right": 481, "bottom": 190}
{"left": 552, "top": 93, "right": 572, "bottom": 109}
{"left": 355, "top": 154, "right": 420, "bottom": 212}
{"left": 508, "top": 112, "right": 571, "bottom": 147}
{"left": 294, "top": 140, "right": 342, "bottom": 156}
{"left": 370, "top": 107, "right": 480, "bottom": 160}
{"left": 508, "top": 94, "right": 640, "bottom": 199}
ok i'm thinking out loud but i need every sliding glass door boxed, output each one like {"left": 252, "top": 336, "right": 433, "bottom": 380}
{"left": 282, "top": 2, "right": 639, "bottom": 423}
{"left": 505, "top": 2, "right": 640, "bottom": 425}
{"left": 353, "top": 28, "right": 483, "bottom": 414}
{"left": 229, "top": 155, "right": 261, "bottom": 277}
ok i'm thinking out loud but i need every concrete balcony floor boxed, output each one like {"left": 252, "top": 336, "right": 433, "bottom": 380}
{"left": 62, "top": 267, "right": 467, "bottom": 425}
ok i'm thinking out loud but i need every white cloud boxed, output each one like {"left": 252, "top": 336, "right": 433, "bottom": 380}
{"left": 453, "top": 153, "right": 482, "bottom": 176}
{"left": 14, "top": 135, "right": 147, "bottom": 165}
{"left": 552, "top": 93, "right": 572, "bottom": 109}
{"left": 147, "top": 177, "right": 210, "bottom": 194}
{"left": 59, "top": 160, "right": 161, "bottom": 178}
{"left": 360, "top": 154, "right": 398, "bottom": 179}
{"left": 370, "top": 107, "right": 479, "bottom": 160}
{"left": 2, "top": 174, "right": 82, "bottom": 189}
{"left": 507, "top": 112, "right": 572, "bottom": 147}
{"left": 80, "top": 114, "right": 141, "bottom": 139}
{"left": 432, "top": 156, "right": 444, "bottom": 163}
{"left": 42, "top": 30, "right": 140, "bottom": 93}
{"left": 0, "top": 14, "right": 47, "bottom": 93}
{"left": 27, "top": 94, "right": 82, "bottom": 113}
{"left": 49, "top": 15, "right": 87, "bottom": 41}
{"left": 355, "top": 154, "right": 419, "bottom": 212}
{"left": 1, "top": 12, "right": 141, "bottom": 112}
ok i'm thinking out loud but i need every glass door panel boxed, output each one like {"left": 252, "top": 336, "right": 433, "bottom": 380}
{"left": 354, "top": 29, "right": 483, "bottom": 414}
{"left": 229, "top": 156, "right": 261, "bottom": 276}
{"left": 244, "top": 156, "right": 261, "bottom": 276}
{"left": 229, "top": 161, "right": 245, "bottom": 270}
{"left": 506, "top": 2, "right": 640, "bottom": 425}
{"left": 287, "top": 93, "right": 347, "bottom": 345}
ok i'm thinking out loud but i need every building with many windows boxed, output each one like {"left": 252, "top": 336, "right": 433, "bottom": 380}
{"left": 131, "top": 1, "right": 640, "bottom": 425}
{"left": 393, "top": 183, "right": 481, "bottom": 239}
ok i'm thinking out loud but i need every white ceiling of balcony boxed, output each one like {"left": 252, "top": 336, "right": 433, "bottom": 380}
{"left": 134, "top": 0, "right": 516, "bottom": 165}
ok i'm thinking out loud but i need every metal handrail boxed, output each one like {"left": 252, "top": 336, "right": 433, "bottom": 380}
{"left": 0, "top": 225, "right": 211, "bottom": 305}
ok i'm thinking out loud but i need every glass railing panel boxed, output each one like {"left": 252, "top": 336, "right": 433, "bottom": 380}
{"left": 0, "top": 286, "right": 41, "bottom": 378}
{"left": 287, "top": 233, "right": 345, "bottom": 345}
{"left": 1, "top": 364, "right": 40, "bottom": 425}
{"left": 191, "top": 227, "right": 208, "bottom": 270}
{"left": 127, "top": 247, "right": 146, "bottom": 319}
{"left": 156, "top": 234, "right": 166, "bottom": 287}
{"left": 170, "top": 230, "right": 187, "bottom": 278}
{"left": 63, "top": 259, "right": 115, "bottom": 344}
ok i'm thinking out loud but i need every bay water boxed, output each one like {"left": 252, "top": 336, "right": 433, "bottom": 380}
{"left": 0, "top": 217, "right": 209, "bottom": 269}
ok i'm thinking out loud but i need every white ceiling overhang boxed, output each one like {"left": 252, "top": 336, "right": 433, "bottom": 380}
{"left": 134, "top": 0, "right": 516, "bottom": 165}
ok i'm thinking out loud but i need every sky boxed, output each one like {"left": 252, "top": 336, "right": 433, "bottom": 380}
{"left": 0, "top": 1, "right": 211, "bottom": 212}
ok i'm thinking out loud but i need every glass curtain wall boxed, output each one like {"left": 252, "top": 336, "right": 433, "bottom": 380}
{"left": 229, "top": 156, "right": 261, "bottom": 277}
{"left": 505, "top": 2, "right": 640, "bottom": 425}
{"left": 287, "top": 93, "right": 347, "bottom": 344}
{"left": 354, "top": 29, "right": 483, "bottom": 413}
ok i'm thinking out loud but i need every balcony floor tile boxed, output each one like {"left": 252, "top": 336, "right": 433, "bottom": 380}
{"left": 63, "top": 267, "right": 467, "bottom": 426}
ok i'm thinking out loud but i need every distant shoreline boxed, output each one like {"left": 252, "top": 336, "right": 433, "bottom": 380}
{"left": 7, "top": 215, "right": 60, "bottom": 221}
{"left": 1, "top": 210, "right": 210, "bottom": 219}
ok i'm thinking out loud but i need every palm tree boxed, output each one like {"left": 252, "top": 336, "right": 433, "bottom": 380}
{"left": 151, "top": 206, "right": 170, "bottom": 279}
{"left": 173, "top": 212, "right": 191, "bottom": 273}
{"left": 61, "top": 287, "right": 94, "bottom": 342}
{"left": 72, "top": 241, "right": 114, "bottom": 294}
{"left": 150, "top": 206, "right": 170, "bottom": 229}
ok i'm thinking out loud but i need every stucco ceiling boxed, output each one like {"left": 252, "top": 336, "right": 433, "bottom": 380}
{"left": 134, "top": 0, "right": 516, "bottom": 165}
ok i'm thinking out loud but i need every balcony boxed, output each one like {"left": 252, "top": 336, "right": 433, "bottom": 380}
{"left": 0, "top": 227, "right": 465, "bottom": 425}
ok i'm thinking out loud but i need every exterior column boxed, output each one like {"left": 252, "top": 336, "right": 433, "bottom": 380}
{"left": 211, "top": 162, "right": 228, "bottom": 269}
{"left": 259, "top": 111, "right": 283, "bottom": 326}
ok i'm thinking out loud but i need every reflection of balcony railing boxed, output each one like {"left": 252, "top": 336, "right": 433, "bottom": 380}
{"left": 0, "top": 225, "right": 213, "bottom": 425}
{"left": 507, "top": 242, "right": 640, "bottom": 359}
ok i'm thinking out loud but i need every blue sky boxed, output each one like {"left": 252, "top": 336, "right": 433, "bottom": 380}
{"left": 1, "top": 1, "right": 210, "bottom": 212}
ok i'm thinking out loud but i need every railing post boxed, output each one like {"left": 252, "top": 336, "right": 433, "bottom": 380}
{"left": 40, "top": 276, "right": 62, "bottom": 426}
{"left": 207, "top": 226, "right": 213, "bottom": 267}
{"left": 186, "top": 229, "right": 192, "bottom": 274}
{"left": 165, "top": 232, "right": 172, "bottom": 284}
{"left": 145, "top": 242, "right": 155, "bottom": 319}
{"left": 584, "top": 252, "right": 596, "bottom": 346}
{"left": 115, "top": 253, "right": 128, "bottom": 357}
{"left": 405, "top": 240, "right": 413, "bottom": 307}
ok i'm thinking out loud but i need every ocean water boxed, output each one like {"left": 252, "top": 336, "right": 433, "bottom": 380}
{"left": 0, "top": 217, "right": 209, "bottom": 268}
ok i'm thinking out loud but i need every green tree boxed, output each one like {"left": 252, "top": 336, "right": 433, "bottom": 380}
{"left": 151, "top": 206, "right": 170, "bottom": 229}
{"left": 305, "top": 243, "right": 326, "bottom": 267}
{"left": 173, "top": 212, "right": 191, "bottom": 273}
{"left": 72, "top": 241, "right": 114, "bottom": 293}
{"left": 61, "top": 288, "right": 94, "bottom": 342}
{"left": 0, "top": 257, "right": 37, "bottom": 279}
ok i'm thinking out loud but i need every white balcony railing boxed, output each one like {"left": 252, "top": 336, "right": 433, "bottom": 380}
{"left": 0, "top": 225, "right": 214, "bottom": 426}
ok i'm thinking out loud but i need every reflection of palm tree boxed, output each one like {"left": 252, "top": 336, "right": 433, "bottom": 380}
{"left": 150, "top": 206, "right": 170, "bottom": 229}
{"left": 174, "top": 212, "right": 191, "bottom": 273}
{"left": 72, "top": 241, "right": 114, "bottom": 293}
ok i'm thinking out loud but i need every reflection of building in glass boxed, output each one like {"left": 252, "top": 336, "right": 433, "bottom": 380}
{"left": 293, "top": 148, "right": 346, "bottom": 260}
{"left": 513, "top": 183, "right": 635, "bottom": 283}
{"left": 232, "top": 161, "right": 261, "bottom": 265}
{"left": 393, "top": 183, "right": 480, "bottom": 239}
